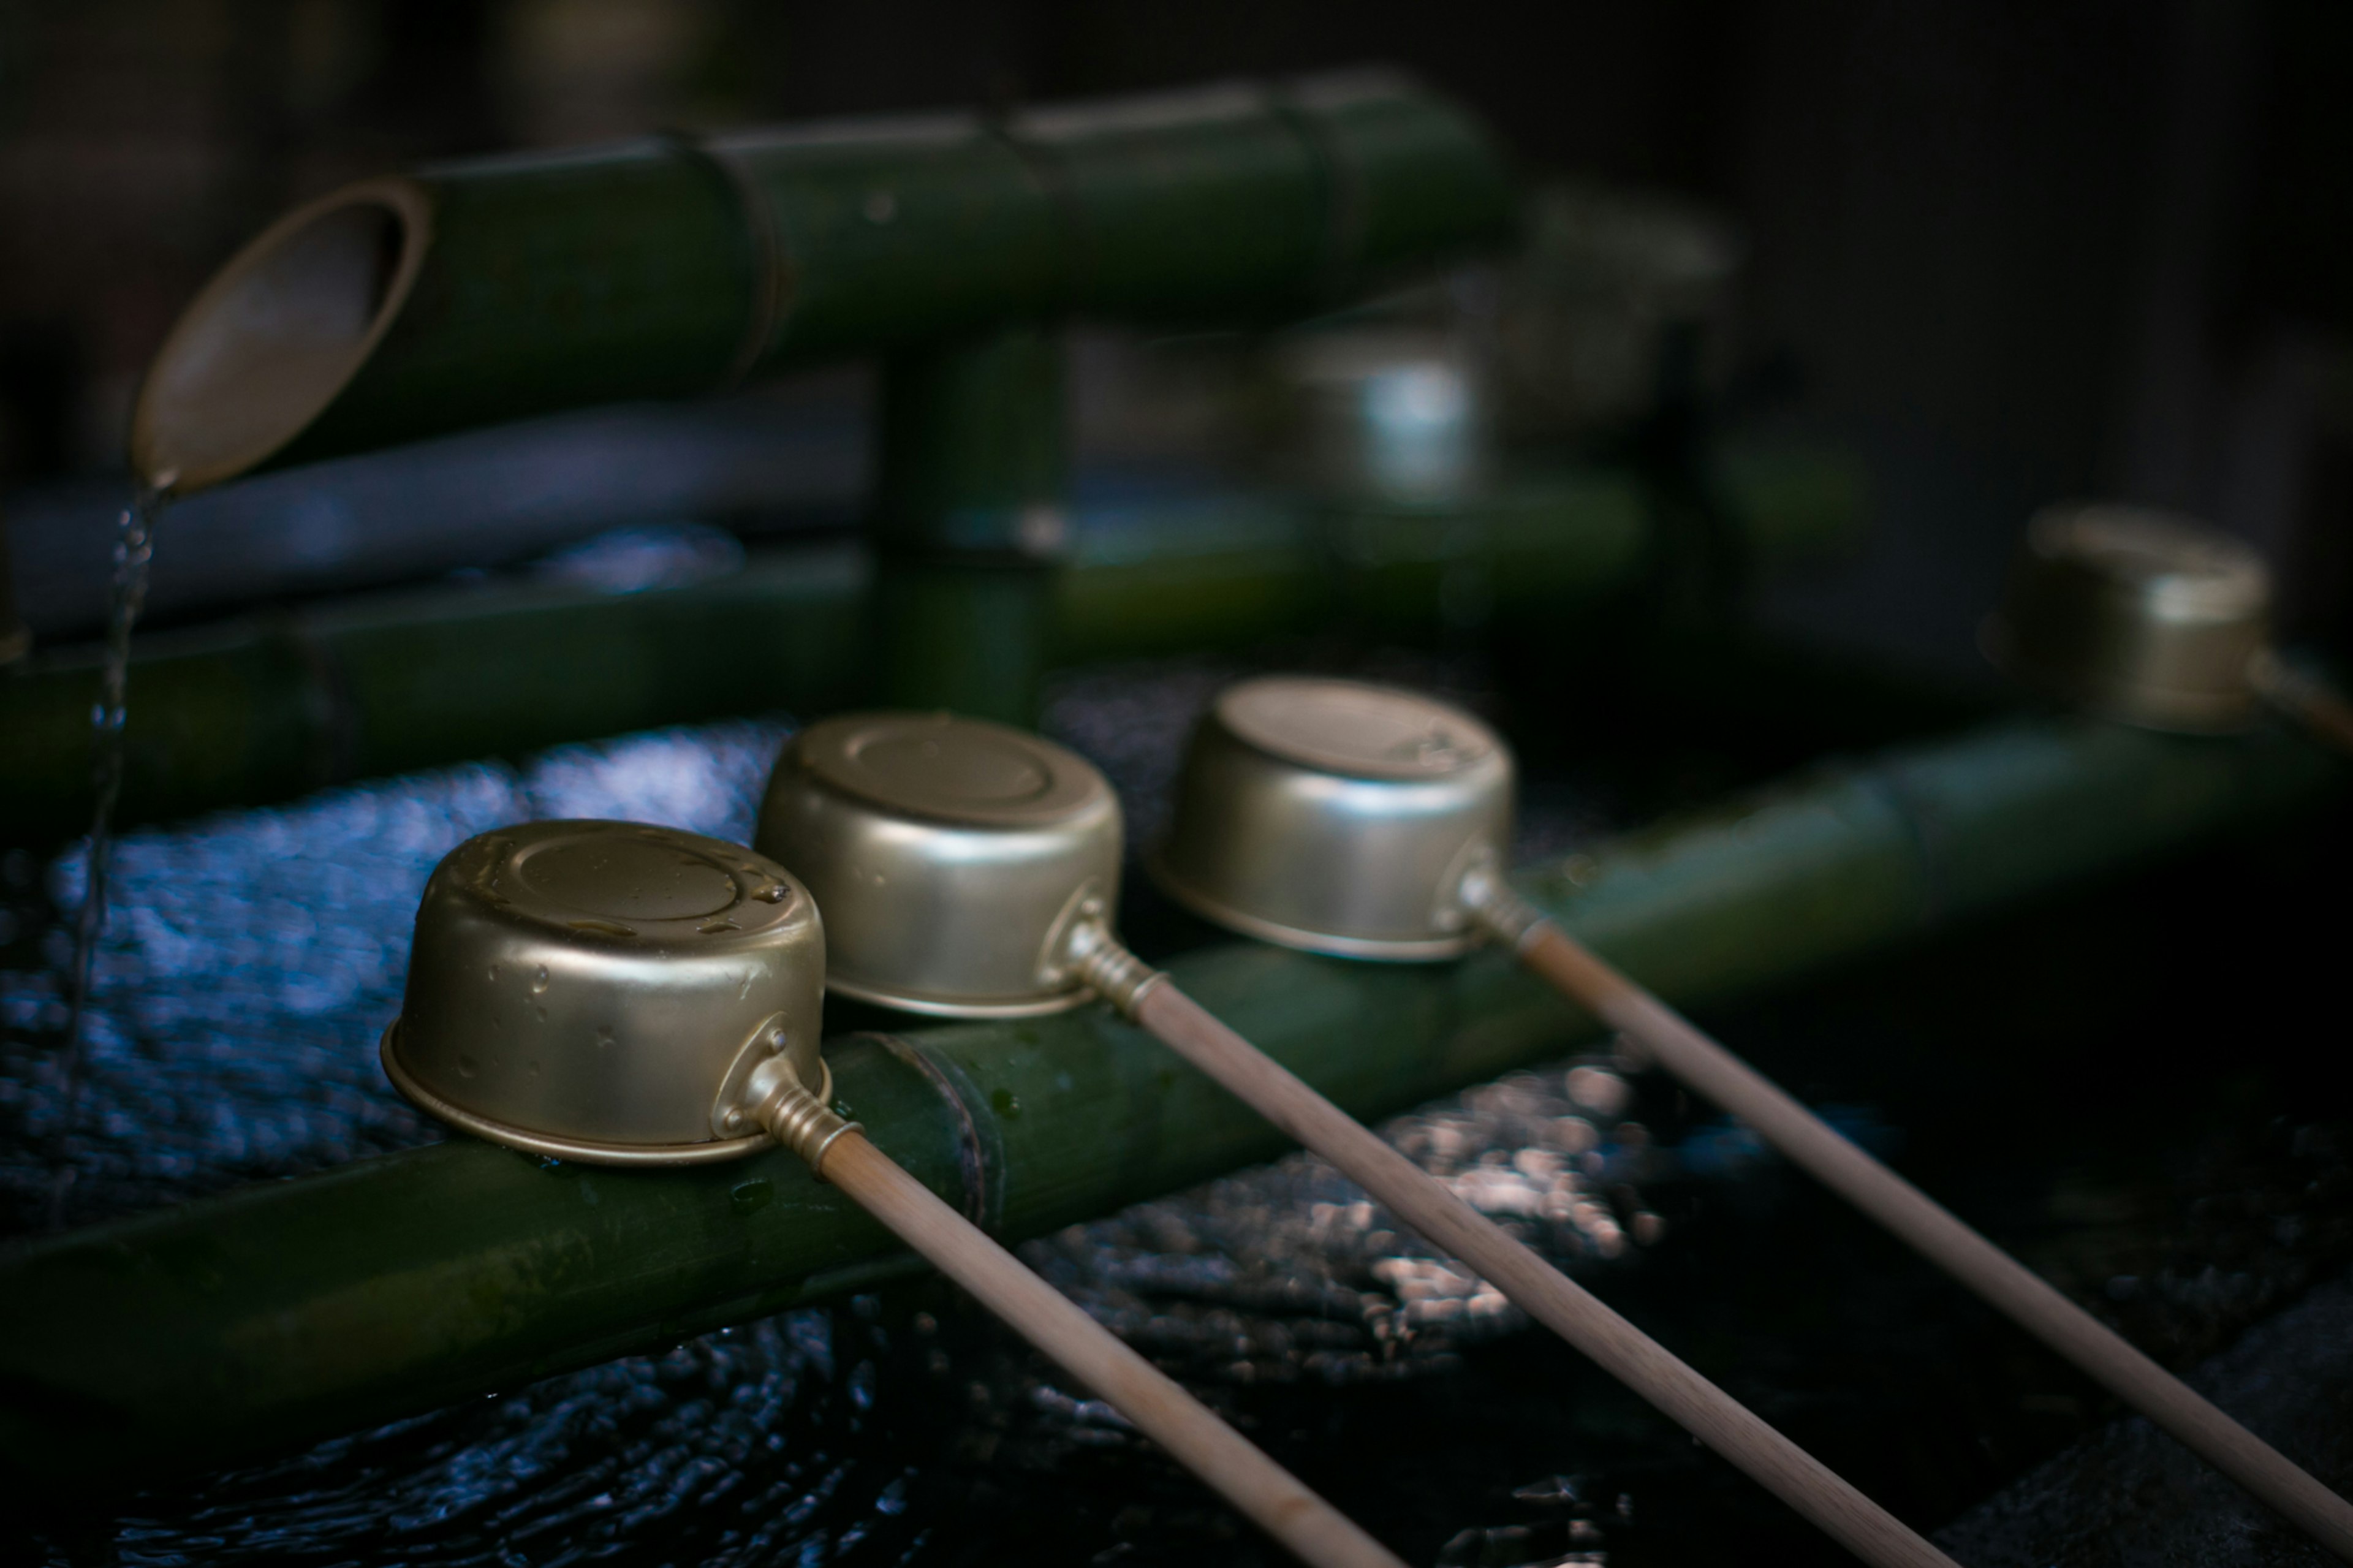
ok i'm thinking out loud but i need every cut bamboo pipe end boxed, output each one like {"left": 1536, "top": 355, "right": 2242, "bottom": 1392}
{"left": 133, "top": 178, "right": 433, "bottom": 494}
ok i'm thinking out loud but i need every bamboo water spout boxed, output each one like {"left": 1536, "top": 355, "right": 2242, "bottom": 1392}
{"left": 754, "top": 711, "right": 1958, "bottom": 1568}
{"left": 378, "top": 819, "right": 1404, "bottom": 1568}
{"left": 1154, "top": 675, "right": 2353, "bottom": 1560}
{"left": 129, "top": 72, "right": 1512, "bottom": 494}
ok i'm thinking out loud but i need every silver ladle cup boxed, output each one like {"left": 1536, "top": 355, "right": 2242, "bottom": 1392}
{"left": 1984, "top": 502, "right": 2353, "bottom": 751}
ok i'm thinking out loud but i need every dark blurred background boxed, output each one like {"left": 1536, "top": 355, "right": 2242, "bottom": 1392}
{"left": 4, "top": 0, "right": 2353, "bottom": 672}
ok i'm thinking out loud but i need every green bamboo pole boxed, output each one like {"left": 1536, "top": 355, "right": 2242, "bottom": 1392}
{"left": 0, "top": 463, "right": 1687, "bottom": 838}
{"left": 0, "top": 547, "right": 871, "bottom": 838}
{"left": 0, "top": 516, "right": 28, "bottom": 665}
{"left": 134, "top": 74, "right": 1514, "bottom": 492}
{"left": 873, "top": 324, "right": 1066, "bottom": 721}
{"left": 0, "top": 714, "right": 2338, "bottom": 1502}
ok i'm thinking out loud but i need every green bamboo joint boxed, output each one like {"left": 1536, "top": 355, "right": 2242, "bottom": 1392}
{"left": 0, "top": 711, "right": 2338, "bottom": 1502}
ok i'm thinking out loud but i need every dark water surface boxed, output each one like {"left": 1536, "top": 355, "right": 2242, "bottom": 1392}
{"left": 6, "top": 655, "right": 2351, "bottom": 1566}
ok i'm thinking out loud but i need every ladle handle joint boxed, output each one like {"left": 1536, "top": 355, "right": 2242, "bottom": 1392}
{"left": 749, "top": 1070, "right": 861, "bottom": 1178}
{"left": 1069, "top": 928, "right": 1167, "bottom": 1020}
{"left": 1460, "top": 868, "right": 1550, "bottom": 953}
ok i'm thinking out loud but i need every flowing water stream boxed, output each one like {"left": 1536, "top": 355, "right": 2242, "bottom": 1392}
{"left": 47, "top": 482, "right": 167, "bottom": 1226}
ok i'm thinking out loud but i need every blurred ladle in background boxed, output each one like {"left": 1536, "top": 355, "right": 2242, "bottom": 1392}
{"left": 379, "top": 819, "right": 1404, "bottom": 1568}
{"left": 1153, "top": 674, "right": 2353, "bottom": 1560}
{"left": 1985, "top": 502, "right": 2353, "bottom": 753}
{"left": 757, "top": 711, "right": 1961, "bottom": 1568}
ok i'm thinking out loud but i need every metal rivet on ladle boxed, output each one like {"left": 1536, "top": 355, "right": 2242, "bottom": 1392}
{"left": 1155, "top": 675, "right": 2353, "bottom": 1561}
{"left": 757, "top": 711, "right": 1960, "bottom": 1568}
{"left": 382, "top": 818, "right": 1404, "bottom": 1568}
{"left": 1985, "top": 502, "right": 2353, "bottom": 752}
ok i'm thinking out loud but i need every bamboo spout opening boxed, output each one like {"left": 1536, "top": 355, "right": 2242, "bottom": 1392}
{"left": 131, "top": 177, "right": 430, "bottom": 493}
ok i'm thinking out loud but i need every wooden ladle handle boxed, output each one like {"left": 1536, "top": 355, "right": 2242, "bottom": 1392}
{"left": 1509, "top": 915, "right": 2353, "bottom": 1562}
{"left": 2251, "top": 649, "right": 2353, "bottom": 756}
{"left": 816, "top": 1131, "right": 1408, "bottom": 1568}
{"left": 1127, "top": 975, "right": 1960, "bottom": 1568}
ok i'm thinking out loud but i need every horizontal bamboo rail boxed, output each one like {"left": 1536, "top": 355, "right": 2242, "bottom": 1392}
{"left": 0, "top": 712, "right": 2338, "bottom": 1504}
{"left": 1, "top": 451, "right": 1871, "bottom": 838}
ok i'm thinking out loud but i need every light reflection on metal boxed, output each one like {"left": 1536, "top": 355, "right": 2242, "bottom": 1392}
{"left": 1280, "top": 331, "right": 1493, "bottom": 505}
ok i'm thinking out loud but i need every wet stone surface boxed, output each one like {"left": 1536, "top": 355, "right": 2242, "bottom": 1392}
{"left": 5, "top": 654, "right": 2352, "bottom": 1564}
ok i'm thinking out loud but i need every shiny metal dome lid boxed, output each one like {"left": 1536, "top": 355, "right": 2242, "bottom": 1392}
{"left": 756, "top": 713, "right": 1123, "bottom": 1017}
{"left": 794, "top": 710, "right": 1108, "bottom": 828}
{"left": 1154, "top": 676, "right": 1515, "bottom": 960}
{"left": 1986, "top": 503, "right": 2273, "bottom": 733}
{"left": 382, "top": 820, "right": 827, "bottom": 1166}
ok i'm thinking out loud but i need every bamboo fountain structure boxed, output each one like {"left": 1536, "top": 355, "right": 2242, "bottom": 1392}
{"left": 2, "top": 66, "right": 2349, "bottom": 1560}
{"left": 2, "top": 711, "right": 2340, "bottom": 1504}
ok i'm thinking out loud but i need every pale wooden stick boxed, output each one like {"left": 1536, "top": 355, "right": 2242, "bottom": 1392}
{"left": 2251, "top": 650, "right": 2353, "bottom": 756}
{"left": 1509, "top": 919, "right": 2353, "bottom": 1562}
{"left": 818, "top": 1131, "right": 1408, "bottom": 1568}
{"left": 1128, "top": 980, "right": 1959, "bottom": 1568}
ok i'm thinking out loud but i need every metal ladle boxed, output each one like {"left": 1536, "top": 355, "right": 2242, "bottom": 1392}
{"left": 1985, "top": 502, "right": 2353, "bottom": 752}
{"left": 1155, "top": 675, "right": 2353, "bottom": 1561}
{"left": 757, "top": 711, "right": 1960, "bottom": 1568}
{"left": 380, "top": 818, "right": 1403, "bottom": 1568}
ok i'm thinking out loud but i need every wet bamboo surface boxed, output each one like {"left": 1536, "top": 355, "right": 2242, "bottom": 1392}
{"left": 0, "top": 709, "right": 2340, "bottom": 1505}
